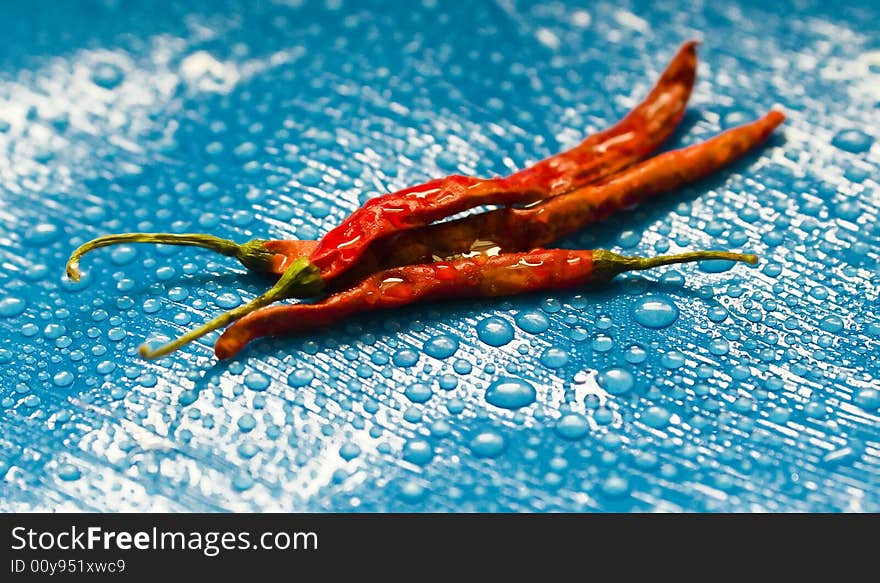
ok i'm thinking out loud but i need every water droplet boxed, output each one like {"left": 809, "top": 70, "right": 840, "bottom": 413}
{"left": 831, "top": 129, "right": 874, "bottom": 154}
{"left": 215, "top": 292, "right": 242, "bottom": 309}
{"left": 392, "top": 348, "right": 419, "bottom": 367}
{"left": 598, "top": 368, "right": 634, "bottom": 395}
{"left": 618, "top": 229, "right": 640, "bottom": 248}
{"left": 834, "top": 200, "right": 861, "bottom": 221}
{"left": 168, "top": 287, "right": 189, "bottom": 301}
{"left": 591, "top": 334, "right": 614, "bottom": 352}
{"left": 446, "top": 398, "right": 465, "bottom": 415}
{"left": 231, "top": 471, "right": 254, "bottom": 492}
{"left": 238, "top": 414, "right": 257, "bottom": 432}
{"left": 107, "top": 328, "right": 126, "bottom": 342}
{"left": 339, "top": 442, "right": 362, "bottom": 461}
{"left": 854, "top": 388, "right": 880, "bottom": 410}
{"left": 631, "top": 296, "right": 679, "bottom": 328}
{"left": 57, "top": 464, "right": 81, "bottom": 481}
{"left": 600, "top": 475, "right": 630, "bottom": 498}
{"left": 642, "top": 406, "right": 671, "bottom": 428}
{"left": 110, "top": 245, "right": 136, "bottom": 265}
{"left": 438, "top": 374, "right": 458, "bottom": 390}
{"left": 403, "top": 406, "right": 423, "bottom": 423}
{"left": 404, "top": 382, "right": 433, "bottom": 403}
{"left": 244, "top": 372, "right": 270, "bottom": 391}
{"left": 819, "top": 315, "right": 843, "bottom": 333}
{"left": 708, "top": 305, "right": 729, "bottom": 322}
{"left": 555, "top": 414, "right": 590, "bottom": 440}
{"left": 287, "top": 368, "right": 314, "bottom": 387}
{"left": 403, "top": 438, "right": 434, "bottom": 465}
{"left": 53, "top": 371, "right": 75, "bottom": 387}
{"left": 540, "top": 347, "right": 569, "bottom": 368}
{"left": 0, "top": 297, "right": 26, "bottom": 317}
{"left": 660, "top": 350, "right": 686, "bottom": 369}
{"left": 179, "top": 390, "right": 198, "bottom": 406}
{"left": 197, "top": 182, "right": 219, "bottom": 197}
{"left": 91, "top": 62, "right": 125, "bottom": 89}
{"left": 237, "top": 443, "right": 259, "bottom": 459}
{"left": 24, "top": 223, "right": 60, "bottom": 245}
{"left": 708, "top": 338, "right": 729, "bottom": 355}
{"left": 476, "top": 316, "right": 515, "bottom": 346}
{"left": 485, "top": 378, "right": 537, "bottom": 410}
{"left": 469, "top": 431, "right": 506, "bottom": 458}
{"left": 660, "top": 270, "right": 685, "bottom": 286}
{"left": 515, "top": 310, "right": 550, "bottom": 334}
{"left": 698, "top": 259, "right": 739, "bottom": 273}
{"left": 398, "top": 480, "right": 428, "bottom": 502}
{"left": 453, "top": 359, "right": 472, "bottom": 374}
{"left": 423, "top": 334, "right": 459, "bottom": 359}
{"left": 624, "top": 344, "right": 647, "bottom": 364}
{"left": 768, "top": 407, "right": 790, "bottom": 424}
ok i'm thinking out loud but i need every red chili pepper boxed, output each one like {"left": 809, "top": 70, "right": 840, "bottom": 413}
{"left": 64, "top": 40, "right": 697, "bottom": 285}
{"left": 307, "top": 40, "right": 699, "bottom": 281}
{"left": 211, "top": 249, "right": 757, "bottom": 360}
{"left": 263, "top": 110, "right": 784, "bottom": 285}
{"left": 462, "top": 110, "right": 787, "bottom": 251}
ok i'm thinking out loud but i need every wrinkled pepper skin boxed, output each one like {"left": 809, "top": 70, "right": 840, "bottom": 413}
{"left": 302, "top": 41, "right": 699, "bottom": 281}
{"left": 215, "top": 249, "right": 600, "bottom": 359}
{"left": 215, "top": 245, "right": 758, "bottom": 359}
{"left": 264, "top": 110, "right": 784, "bottom": 284}
{"left": 484, "top": 110, "right": 787, "bottom": 250}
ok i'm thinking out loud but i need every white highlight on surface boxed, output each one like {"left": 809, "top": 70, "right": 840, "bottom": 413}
{"left": 571, "top": 9, "right": 591, "bottom": 28}
{"left": 179, "top": 51, "right": 241, "bottom": 93}
{"left": 614, "top": 10, "right": 650, "bottom": 33}
{"left": 536, "top": 27, "right": 561, "bottom": 51}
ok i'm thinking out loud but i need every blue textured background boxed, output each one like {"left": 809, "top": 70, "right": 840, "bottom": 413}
{"left": 1, "top": 0, "right": 878, "bottom": 512}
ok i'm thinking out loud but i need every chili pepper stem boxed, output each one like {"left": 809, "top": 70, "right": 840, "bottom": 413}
{"left": 65, "top": 233, "right": 278, "bottom": 282}
{"left": 138, "top": 257, "right": 324, "bottom": 359}
{"left": 593, "top": 249, "right": 758, "bottom": 279}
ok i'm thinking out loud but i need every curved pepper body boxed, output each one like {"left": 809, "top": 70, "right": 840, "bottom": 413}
{"left": 305, "top": 41, "right": 699, "bottom": 281}
{"left": 508, "top": 110, "right": 786, "bottom": 248}
{"left": 215, "top": 249, "right": 597, "bottom": 359}
{"left": 302, "top": 110, "right": 785, "bottom": 284}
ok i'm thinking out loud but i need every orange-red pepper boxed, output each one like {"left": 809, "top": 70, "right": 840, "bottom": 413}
{"left": 214, "top": 249, "right": 757, "bottom": 359}
{"left": 262, "top": 110, "right": 784, "bottom": 286}
{"left": 66, "top": 40, "right": 698, "bottom": 283}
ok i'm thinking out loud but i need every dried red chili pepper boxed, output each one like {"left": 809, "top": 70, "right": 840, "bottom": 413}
{"left": 210, "top": 249, "right": 757, "bottom": 360}
{"left": 407, "top": 110, "right": 788, "bottom": 256}
{"left": 307, "top": 40, "right": 699, "bottom": 281}
{"left": 259, "top": 110, "right": 785, "bottom": 285}
{"left": 65, "top": 40, "right": 698, "bottom": 284}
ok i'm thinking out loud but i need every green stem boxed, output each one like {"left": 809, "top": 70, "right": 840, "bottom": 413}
{"left": 139, "top": 257, "right": 324, "bottom": 359}
{"left": 592, "top": 249, "right": 758, "bottom": 279}
{"left": 65, "top": 233, "right": 278, "bottom": 281}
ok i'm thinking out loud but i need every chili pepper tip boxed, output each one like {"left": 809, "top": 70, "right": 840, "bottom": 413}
{"left": 64, "top": 233, "right": 281, "bottom": 282}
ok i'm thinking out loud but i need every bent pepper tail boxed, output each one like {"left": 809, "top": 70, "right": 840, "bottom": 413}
{"left": 64, "top": 233, "right": 281, "bottom": 282}
{"left": 138, "top": 258, "right": 324, "bottom": 359}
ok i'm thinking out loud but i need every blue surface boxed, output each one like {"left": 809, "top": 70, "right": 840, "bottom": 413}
{"left": 0, "top": 0, "right": 878, "bottom": 512}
